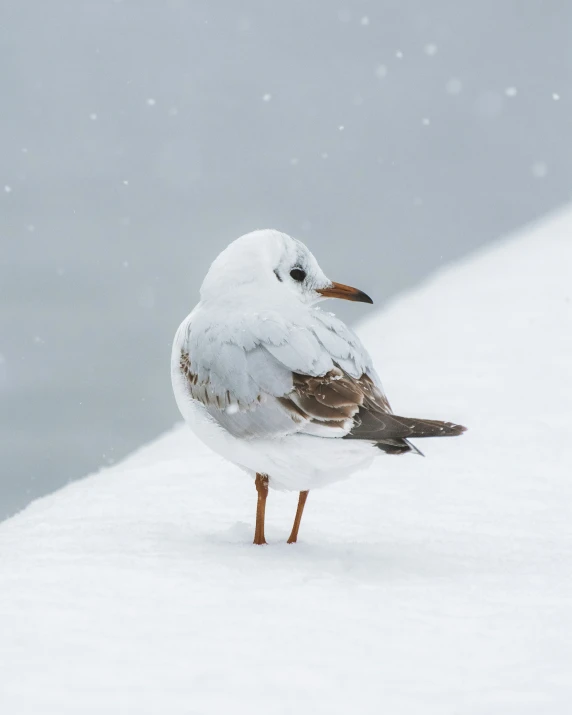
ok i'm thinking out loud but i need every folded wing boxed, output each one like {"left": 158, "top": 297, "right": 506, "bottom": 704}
{"left": 177, "top": 307, "right": 465, "bottom": 450}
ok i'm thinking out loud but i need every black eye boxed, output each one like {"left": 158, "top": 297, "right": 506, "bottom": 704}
{"left": 290, "top": 268, "right": 306, "bottom": 282}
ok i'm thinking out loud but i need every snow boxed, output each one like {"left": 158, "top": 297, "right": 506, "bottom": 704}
{"left": 1, "top": 210, "right": 572, "bottom": 714}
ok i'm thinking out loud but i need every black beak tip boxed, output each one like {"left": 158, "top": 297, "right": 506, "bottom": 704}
{"left": 359, "top": 290, "right": 374, "bottom": 305}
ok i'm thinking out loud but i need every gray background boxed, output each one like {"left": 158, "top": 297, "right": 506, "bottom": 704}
{"left": 2, "top": 0, "right": 571, "bottom": 519}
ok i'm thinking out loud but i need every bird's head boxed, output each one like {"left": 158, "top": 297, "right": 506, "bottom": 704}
{"left": 199, "top": 229, "right": 373, "bottom": 308}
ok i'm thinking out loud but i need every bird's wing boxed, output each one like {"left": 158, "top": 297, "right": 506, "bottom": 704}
{"left": 177, "top": 306, "right": 396, "bottom": 441}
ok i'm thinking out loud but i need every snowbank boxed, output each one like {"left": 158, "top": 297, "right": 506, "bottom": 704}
{"left": 1, "top": 211, "right": 571, "bottom": 714}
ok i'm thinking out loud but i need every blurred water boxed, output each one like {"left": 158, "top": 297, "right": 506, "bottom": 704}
{"left": 2, "top": 0, "right": 572, "bottom": 519}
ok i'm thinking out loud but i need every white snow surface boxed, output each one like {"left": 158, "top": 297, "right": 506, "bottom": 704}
{"left": 2, "top": 211, "right": 572, "bottom": 714}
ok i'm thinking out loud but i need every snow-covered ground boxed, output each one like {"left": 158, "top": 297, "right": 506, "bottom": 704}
{"left": 1, "top": 211, "right": 571, "bottom": 714}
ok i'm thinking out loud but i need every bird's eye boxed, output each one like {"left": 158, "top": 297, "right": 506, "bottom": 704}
{"left": 290, "top": 268, "right": 306, "bottom": 282}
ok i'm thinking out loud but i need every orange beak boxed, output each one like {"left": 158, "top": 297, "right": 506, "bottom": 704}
{"left": 317, "top": 281, "right": 373, "bottom": 304}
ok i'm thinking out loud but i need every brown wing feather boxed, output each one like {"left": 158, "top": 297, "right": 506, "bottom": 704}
{"left": 275, "top": 366, "right": 391, "bottom": 434}
{"left": 279, "top": 366, "right": 465, "bottom": 453}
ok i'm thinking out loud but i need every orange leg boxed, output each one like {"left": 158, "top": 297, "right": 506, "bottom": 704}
{"left": 287, "top": 490, "right": 309, "bottom": 544}
{"left": 253, "top": 473, "right": 269, "bottom": 545}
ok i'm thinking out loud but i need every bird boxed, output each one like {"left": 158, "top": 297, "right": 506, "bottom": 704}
{"left": 171, "top": 229, "right": 466, "bottom": 545}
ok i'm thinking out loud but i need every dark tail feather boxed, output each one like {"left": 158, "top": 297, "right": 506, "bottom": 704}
{"left": 390, "top": 415, "right": 467, "bottom": 439}
{"left": 345, "top": 410, "right": 466, "bottom": 456}
{"left": 374, "top": 438, "right": 425, "bottom": 456}
{"left": 375, "top": 416, "right": 466, "bottom": 456}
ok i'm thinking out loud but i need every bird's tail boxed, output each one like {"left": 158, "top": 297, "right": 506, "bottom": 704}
{"left": 391, "top": 415, "right": 467, "bottom": 438}
{"left": 371, "top": 415, "right": 466, "bottom": 456}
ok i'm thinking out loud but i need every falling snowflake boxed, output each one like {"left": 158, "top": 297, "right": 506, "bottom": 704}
{"left": 424, "top": 44, "right": 438, "bottom": 56}
{"left": 446, "top": 78, "right": 463, "bottom": 95}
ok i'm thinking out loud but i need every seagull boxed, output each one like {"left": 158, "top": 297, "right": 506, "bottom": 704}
{"left": 172, "top": 230, "right": 466, "bottom": 545}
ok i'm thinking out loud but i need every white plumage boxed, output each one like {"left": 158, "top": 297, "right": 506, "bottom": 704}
{"left": 171, "top": 229, "right": 465, "bottom": 543}
{"left": 172, "top": 230, "right": 382, "bottom": 491}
